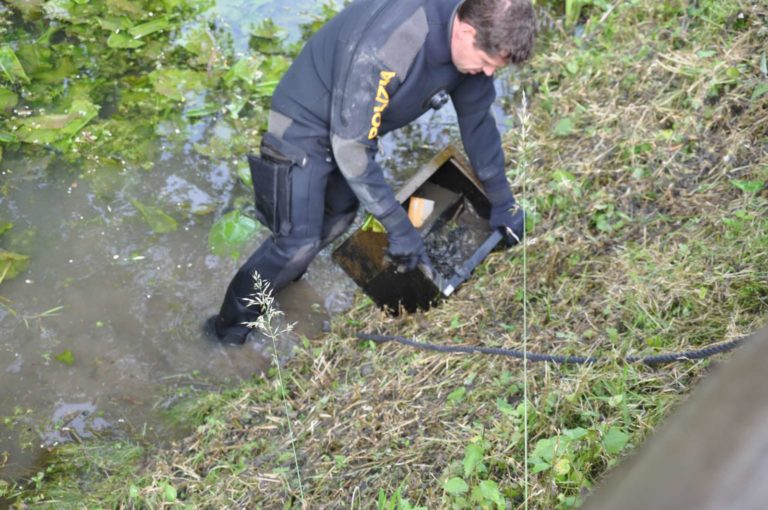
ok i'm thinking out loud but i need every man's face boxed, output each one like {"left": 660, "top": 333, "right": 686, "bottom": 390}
{"left": 450, "top": 18, "right": 507, "bottom": 76}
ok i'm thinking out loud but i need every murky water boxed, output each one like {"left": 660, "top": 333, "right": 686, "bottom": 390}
{"left": 0, "top": 0, "right": 513, "bottom": 484}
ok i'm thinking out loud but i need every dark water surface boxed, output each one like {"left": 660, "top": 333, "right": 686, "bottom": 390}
{"left": 0, "top": 0, "right": 514, "bottom": 483}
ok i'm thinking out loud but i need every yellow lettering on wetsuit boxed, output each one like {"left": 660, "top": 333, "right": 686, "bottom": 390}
{"left": 368, "top": 70, "right": 396, "bottom": 140}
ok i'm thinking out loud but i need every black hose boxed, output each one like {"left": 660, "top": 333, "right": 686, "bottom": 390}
{"left": 355, "top": 332, "right": 747, "bottom": 366}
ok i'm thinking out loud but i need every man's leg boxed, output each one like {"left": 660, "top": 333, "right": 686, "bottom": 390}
{"left": 211, "top": 128, "right": 341, "bottom": 344}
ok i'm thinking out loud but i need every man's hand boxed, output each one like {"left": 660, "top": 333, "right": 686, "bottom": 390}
{"left": 490, "top": 204, "right": 525, "bottom": 246}
{"left": 386, "top": 226, "right": 431, "bottom": 273}
{"left": 379, "top": 206, "right": 432, "bottom": 273}
{"left": 482, "top": 172, "right": 525, "bottom": 247}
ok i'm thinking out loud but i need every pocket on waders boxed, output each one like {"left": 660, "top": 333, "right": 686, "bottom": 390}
{"left": 248, "top": 132, "right": 308, "bottom": 236}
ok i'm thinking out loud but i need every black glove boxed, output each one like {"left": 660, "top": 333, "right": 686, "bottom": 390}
{"left": 490, "top": 204, "right": 525, "bottom": 246}
{"left": 483, "top": 172, "right": 525, "bottom": 247}
{"left": 379, "top": 206, "right": 432, "bottom": 273}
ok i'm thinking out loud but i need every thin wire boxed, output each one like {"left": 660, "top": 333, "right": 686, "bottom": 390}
{"left": 270, "top": 336, "right": 306, "bottom": 502}
{"left": 520, "top": 90, "right": 530, "bottom": 510}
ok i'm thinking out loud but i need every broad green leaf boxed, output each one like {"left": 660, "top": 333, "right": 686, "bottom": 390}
{"left": 463, "top": 443, "right": 484, "bottom": 478}
{"left": 5, "top": 0, "right": 45, "bottom": 20}
{"left": 236, "top": 162, "right": 252, "bottom": 187}
{"left": 531, "top": 437, "right": 558, "bottom": 463}
{"left": 149, "top": 68, "right": 206, "bottom": 101}
{"left": 531, "top": 462, "right": 551, "bottom": 474}
{"left": 129, "top": 19, "right": 170, "bottom": 39}
{"left": 443, "top": 477, "right": 468, "bottom": 495}
{"left": 554, "top": 117, "right": 574, "bottom": 137}
{"left": 97, "top": 16, "right": 134, "bottom": 31}
{"left": 43, "top": 0, "right": 74, "bottom": 21}
{"left": 224, "top": 55, "right": 264, "bottom": 87}
{"left": 31, "top": 58, "right": 77, "bottom": 84}
{"left": 563, "top": 427, "right": 588, "bottom": 441}
{"left": 603, "top": 426, "right": 629, "bottom": 454}
{"left": 178, "top": 24, "right": 218, "bottom": 66}
{"left": 476, "top": 480, "right": 504, "bottom": 507}
{"left": 208, "top": 210, "right": 258, "bottom": 260}
{"left": 0, "top": 88, "right": 17, "bottom": 113}
{"left": 54, "top": 349, "right": 75, "bottom": 366}
{"left": 106, "top": 0, "right": 143, "bottom": 17}
{"left": 731, "top": 179, "right": 764, "bottom": 194}
{"left": 107, "top": 32, "right": 145, "bottom": 49}
{"left": 0, "top": 223, "right": 12, "bottom": 236}
{"left": 0, "top": 45, "right": 30, "bottom": 84}
{"left": 16, "top": 99, "right": 99, "bottom": 144}
{"left": 0, "top": 132, "right": 18, "bottom": 143}
{"left": 0, "top": 250, "right": 29, "bottom": 284}
{"left": 131, "top": 199, "right": 177, "bottom": 234}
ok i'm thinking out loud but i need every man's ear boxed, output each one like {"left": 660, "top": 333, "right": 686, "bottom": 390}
{"left": 456, "top": 18, "right": 477, "bottom": 41}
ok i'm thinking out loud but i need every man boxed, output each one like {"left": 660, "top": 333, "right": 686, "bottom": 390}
{"left": 207, "top": 0, "right": 536, "bottom": 344}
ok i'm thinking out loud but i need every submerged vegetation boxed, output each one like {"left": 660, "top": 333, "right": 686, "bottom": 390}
{"left": 0, "top": 0, "right": 331, "bottom": 266}
{"left": 2, "top": 0, "right": 768, "bottom": 508}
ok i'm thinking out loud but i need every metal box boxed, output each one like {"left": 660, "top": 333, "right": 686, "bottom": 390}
{"left": 332, "top": 145, "right": 502, "bottom": 314}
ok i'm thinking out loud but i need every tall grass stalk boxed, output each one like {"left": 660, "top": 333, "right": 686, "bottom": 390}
{"left": 244, "top": 273, "right": 305, "bottom": 504}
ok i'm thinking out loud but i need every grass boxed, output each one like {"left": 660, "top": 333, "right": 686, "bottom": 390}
{"left": 5, "top": 0, "right": 768, "bottom": 508}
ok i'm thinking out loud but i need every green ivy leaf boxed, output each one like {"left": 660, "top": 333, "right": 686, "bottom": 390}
{"left": 131, "top": 199, "right": 178, "bottom": 234}
{"left": 443, "top": 477, "right": 469, "bottom": 495}
{"left": 603, "top": 426, "right": 629, "bottom": 454}
{"left": 208, "top": 210, "right": 259, "bottom": 260}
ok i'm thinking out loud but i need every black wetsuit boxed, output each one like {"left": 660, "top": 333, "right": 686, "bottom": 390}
{"left": 216, "top": 0, "right": 512, "bottom": 335}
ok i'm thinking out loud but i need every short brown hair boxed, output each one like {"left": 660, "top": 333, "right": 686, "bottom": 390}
{"left": 457, "top": 0, "right": 536, "bottom": 64}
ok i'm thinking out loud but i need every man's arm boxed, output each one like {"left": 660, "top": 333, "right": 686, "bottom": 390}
{"left": 453, "top": 76, "right": 524, "bottom": 245}
{"left": 328, "top": 6, "right": 433, "bottom": 270}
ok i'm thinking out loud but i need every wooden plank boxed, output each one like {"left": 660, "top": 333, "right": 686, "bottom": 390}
{"left": 582, "top": 326, "right": 768, "bottom": 510}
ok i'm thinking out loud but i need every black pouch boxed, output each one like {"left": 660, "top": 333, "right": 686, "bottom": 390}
{"left": 248, "top": 132, "right": 308, "bottom": 236}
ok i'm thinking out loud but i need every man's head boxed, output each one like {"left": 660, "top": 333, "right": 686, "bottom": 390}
{"left": 450, "top": 0, "right": 535, "bottom": 76}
